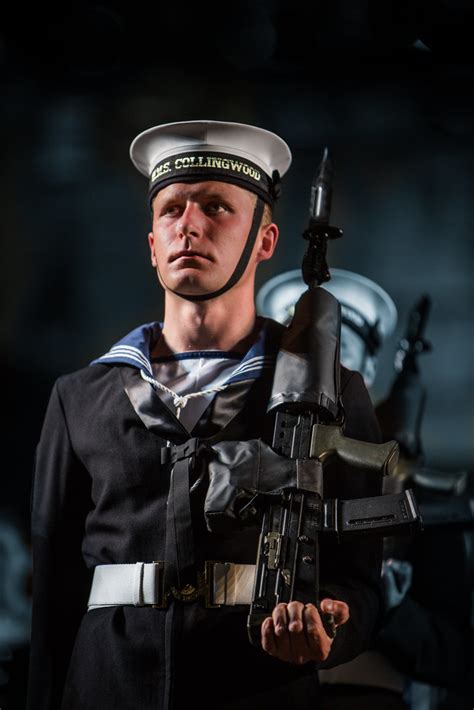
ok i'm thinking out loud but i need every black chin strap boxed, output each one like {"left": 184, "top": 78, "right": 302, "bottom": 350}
{"left": 168, "top": 197, "right": 265, "bottom": 302}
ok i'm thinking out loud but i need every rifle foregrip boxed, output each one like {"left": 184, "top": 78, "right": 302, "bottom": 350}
{"left": 311, "top": 424, "right": 399, "bottom": 476}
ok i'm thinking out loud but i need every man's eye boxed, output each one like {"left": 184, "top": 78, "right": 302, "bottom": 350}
{"left": 161, "top": 205, "right": 181, "bottom": 216}
{"left": 205, "top": 202, "right": 228, "bottom": 214}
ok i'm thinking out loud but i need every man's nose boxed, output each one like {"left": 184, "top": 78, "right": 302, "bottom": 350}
{"left": 176, "top": 202, "right": 203, "bottom": 238}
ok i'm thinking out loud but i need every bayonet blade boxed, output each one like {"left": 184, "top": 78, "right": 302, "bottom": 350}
{"left": 309, "top": 147, "right": 334, "bottom": 225}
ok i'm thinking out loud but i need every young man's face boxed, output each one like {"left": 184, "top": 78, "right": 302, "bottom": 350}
{"left": 148, "top": 180, "right": 277, "bottom": 298}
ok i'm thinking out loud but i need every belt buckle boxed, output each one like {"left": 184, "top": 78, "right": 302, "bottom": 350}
{"left": 169, "top": 581, "right": 202, "bottom": 603}
{"left": 152, "top": 561, "right": 221, "bottom": 608}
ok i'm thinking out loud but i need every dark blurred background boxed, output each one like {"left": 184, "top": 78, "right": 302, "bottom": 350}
{"left": 1, "top": 1, "right": 473, "bottom": 706}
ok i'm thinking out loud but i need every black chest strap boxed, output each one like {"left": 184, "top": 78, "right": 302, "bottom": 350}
{"left": 162, "top": 438, "right": 207, "bottom": 597}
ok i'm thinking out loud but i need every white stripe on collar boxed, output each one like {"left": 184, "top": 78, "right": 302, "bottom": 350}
{"left": 90, "top": 318, "right": 279, "bottom": 385}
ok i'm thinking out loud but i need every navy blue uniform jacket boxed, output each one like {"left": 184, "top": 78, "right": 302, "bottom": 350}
{"left": 27, "top": 318, "right": 383, "bottom": 710}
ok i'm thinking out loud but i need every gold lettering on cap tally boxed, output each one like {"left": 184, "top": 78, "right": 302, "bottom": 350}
{"left": 170, "top": 155, "right": 261, "bottom": 181}
{"left": 151, "top": 161, "right": 171, "bottom": 182}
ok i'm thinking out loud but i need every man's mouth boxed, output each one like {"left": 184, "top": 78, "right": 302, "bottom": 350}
{"left": 169, "top": 250, "right": 211, "bottom": 262}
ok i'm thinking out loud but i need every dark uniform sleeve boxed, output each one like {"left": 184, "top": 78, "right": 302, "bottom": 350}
{"left": 377, "top": 594, "right": 472, "bottom": 688}
{"left": 317, "top": 369, "right": 385, "bottom": 668}
{"left": 27, "top": 378, "right": 93, "bottom": 710}
{"left": 376, "top": 524, "right": 473, "bottom": 691}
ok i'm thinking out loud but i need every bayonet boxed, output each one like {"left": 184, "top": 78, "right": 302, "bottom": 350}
{"left": 309, "top": 147, "right": 333, "bottom": 225}
{"left": 302, "top": 147, "right": 343, "bottom": 287}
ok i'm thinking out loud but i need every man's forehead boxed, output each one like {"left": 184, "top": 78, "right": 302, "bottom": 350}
{"left": 154, "top": 181, "right": 254, "bottom": 204}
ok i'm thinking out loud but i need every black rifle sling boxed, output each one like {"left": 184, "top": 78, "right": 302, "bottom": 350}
{"left": 165, "top": 457, "right": 195, "bottom": 593}
{"left": 162, "top": 438, "right": 205, "bottom": 595}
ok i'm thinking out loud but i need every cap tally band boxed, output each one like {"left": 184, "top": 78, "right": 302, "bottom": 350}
{"left": 148, "top": 151, "right": 277, "bottom": 208}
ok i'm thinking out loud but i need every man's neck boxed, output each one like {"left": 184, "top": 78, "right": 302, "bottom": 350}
{"left": 155, "top": 288, "right": 259, "bottom": 356}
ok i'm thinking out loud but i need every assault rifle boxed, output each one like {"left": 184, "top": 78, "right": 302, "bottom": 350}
{"left": 246, "top": 149, "right": 421, "bottom": 644}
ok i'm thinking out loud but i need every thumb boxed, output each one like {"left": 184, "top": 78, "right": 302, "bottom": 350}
{"left": 320, "top": 598, "right": 350, "bottom": 626}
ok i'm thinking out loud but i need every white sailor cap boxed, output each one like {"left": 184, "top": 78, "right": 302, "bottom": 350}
{"left": 257, "top": 268, "right": 397, "bottom": 346}
{"left": 257, "top": 268, "right": 398, "bottom": 386}
{"left": 129, "top": 119, "right": 292, "bottom": 208}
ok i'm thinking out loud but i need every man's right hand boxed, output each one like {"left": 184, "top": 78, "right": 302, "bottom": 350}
{"left": 261, "top": 598, "right": 349, "bottom": 665}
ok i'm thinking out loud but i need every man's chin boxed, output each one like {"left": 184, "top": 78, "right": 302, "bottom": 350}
{"left": 157, "top": 265, "right": 230, "bottom": 297}
{"left": 165, "top": 277, "right": 221, "bottom": 297}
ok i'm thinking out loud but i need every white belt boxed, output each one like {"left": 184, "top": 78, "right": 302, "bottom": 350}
{"left": 87, "top": 561, "right": 256, "bottom": 610}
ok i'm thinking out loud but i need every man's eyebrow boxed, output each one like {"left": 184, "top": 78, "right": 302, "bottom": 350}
{"left": 157, "top": 189, "right": 234, "bottom": 204}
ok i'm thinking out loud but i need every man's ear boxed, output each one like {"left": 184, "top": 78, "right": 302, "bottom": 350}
{"left": 148, "top": 232, "right": 158, "bottom": 267}
{"left": 256, "top": 223, "right": 279, "bottom": 264}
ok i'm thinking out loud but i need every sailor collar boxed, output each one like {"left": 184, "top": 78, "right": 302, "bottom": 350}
{"left": 90, "top": 317, "right": 281, "bottom": 386}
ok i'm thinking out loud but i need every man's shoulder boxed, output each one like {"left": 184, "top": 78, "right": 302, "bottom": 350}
{"left": 53, "top": 318, "right": 159, "bottom": 392}
{"left": 54, "top": 362, "right": 121, "bottom": 400}
{"left": 57, "top": 361, "right": 112, "bottom": 382}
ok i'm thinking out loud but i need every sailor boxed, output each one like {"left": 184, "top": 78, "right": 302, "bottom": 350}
{"left": 27, "top": 120, "right": 384, "bottom": 710}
